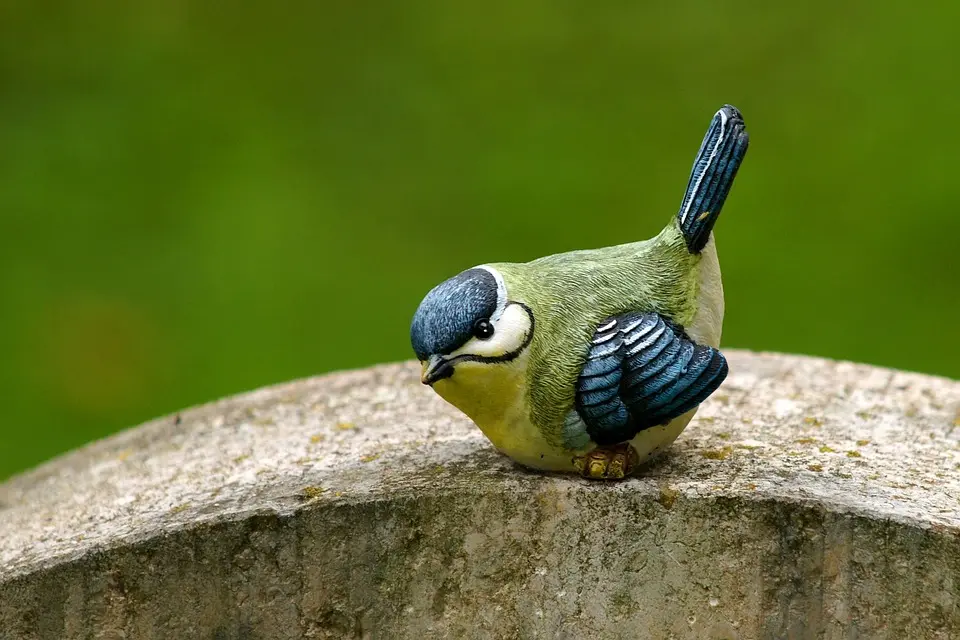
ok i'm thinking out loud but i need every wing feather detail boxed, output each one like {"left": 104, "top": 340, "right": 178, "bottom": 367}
{"left": 572, "top": 312, "right": 728, "bottom": 446}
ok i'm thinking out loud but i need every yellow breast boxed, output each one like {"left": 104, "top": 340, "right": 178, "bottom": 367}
{"left": 430, "top": 355, "right": 575, "bottom": 471}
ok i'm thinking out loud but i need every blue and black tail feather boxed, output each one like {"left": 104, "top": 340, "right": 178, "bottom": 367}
{"left": 677, "top": 105, "right": 749, "bottom": 254}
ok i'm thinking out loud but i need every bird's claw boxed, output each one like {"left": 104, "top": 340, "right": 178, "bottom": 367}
{"left": 573, "top": 443, "right": 639, "bottom": 480}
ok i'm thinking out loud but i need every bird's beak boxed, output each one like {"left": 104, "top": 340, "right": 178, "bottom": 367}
{"left": 421, "top": 355, "right": 455, "bottom": 386}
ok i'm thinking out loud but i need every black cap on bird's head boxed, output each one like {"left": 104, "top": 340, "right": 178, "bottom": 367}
{"left": 411, "top": 268, "right": 499, "bottom": 363}
{"left": 411, "top": 265, "right": 534, "bottom": 386}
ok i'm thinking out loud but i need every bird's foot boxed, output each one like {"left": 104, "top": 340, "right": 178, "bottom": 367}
{"left": 573, "top": 443, "right": 639, "bottom": 480}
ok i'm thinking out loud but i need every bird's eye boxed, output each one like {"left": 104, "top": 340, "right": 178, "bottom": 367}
{"left": 473, "top": 318, "right": 494, "bottom": 340}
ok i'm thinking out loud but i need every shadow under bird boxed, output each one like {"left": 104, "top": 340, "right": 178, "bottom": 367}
{"left": 411, "top": 105, "right": 749, "bottom": 479}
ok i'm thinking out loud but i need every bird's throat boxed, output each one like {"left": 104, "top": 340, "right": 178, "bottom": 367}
{"left": 431, "top": 359, "right": 527, "bottom": 434}
{"left": 430, "top": 353, "right": 568, "bottom": 469}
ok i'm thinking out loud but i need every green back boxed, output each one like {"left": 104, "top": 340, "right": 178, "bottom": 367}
{"left": 492, "top": 221, "right": 702, "bottom": 443}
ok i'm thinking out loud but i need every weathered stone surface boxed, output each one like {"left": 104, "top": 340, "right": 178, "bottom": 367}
{"left": 0, "top": 351, "right": 958, "bottom": 639}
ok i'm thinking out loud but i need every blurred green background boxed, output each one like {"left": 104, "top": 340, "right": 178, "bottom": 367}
{"left": 1, "top": 1, "right": 958, "bottom": 481}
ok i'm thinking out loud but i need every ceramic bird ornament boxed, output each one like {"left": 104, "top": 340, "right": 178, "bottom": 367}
{"left": 411, "top": 105, "right": 749, "bottom": 479}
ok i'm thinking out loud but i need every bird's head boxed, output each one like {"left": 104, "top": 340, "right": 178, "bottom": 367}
{"left": 411, "top": 266, "right": 534, "bottom": 387}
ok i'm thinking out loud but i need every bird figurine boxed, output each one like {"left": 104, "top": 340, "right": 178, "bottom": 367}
{"left": 410, "top": 105, "right": 749, "bottom": 479}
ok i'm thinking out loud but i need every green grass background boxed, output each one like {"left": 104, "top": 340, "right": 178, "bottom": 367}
{"left": 2, "top": 1, "right": 958, "bottom": 480}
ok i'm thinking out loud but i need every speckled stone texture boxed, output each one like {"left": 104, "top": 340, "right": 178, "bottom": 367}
{"left": 0, "top": 351, "right": 958, "bottom": 639}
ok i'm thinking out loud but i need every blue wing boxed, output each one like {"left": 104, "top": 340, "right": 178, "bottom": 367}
{"left": 573, "top": 312, "right": 728, "bottom": 446}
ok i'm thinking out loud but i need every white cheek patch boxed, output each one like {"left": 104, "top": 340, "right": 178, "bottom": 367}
{"left": 451, "top": 304, "right": 532, "bottom": 359}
